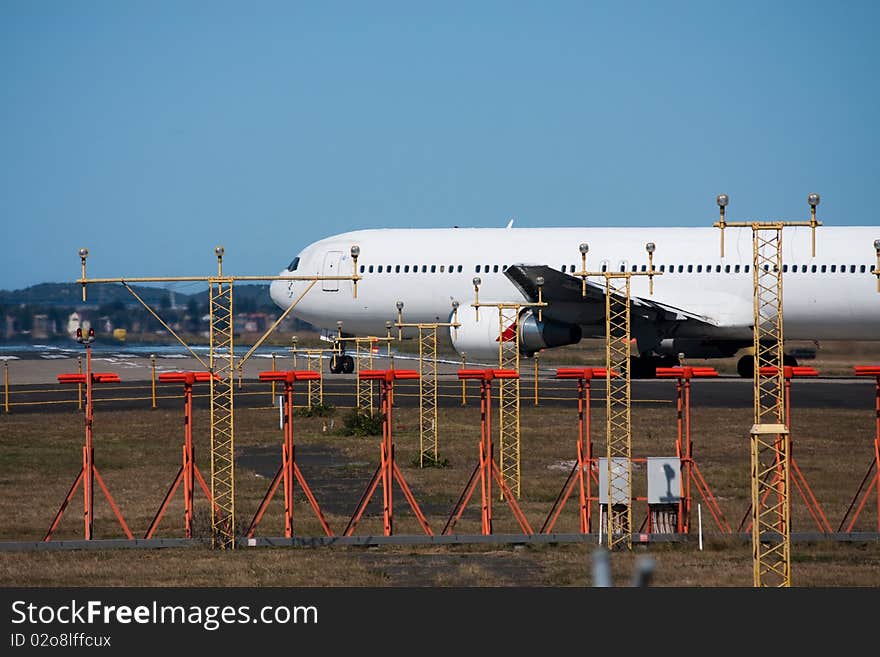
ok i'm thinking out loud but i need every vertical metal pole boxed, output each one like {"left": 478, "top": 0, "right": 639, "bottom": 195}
{"left": 271, "top": 353, "right": 277, "bottom": 404}
{"left": 533, "top": 352, "right": 539, "bottom": 406}
{"left": 461, "top": 353, "right": 467, "bottom": 406}
{"left": 84, "top": 342, "right": 94, "bottom": 540}
{"left": 150, "top": 354, "right": 157, "bottom": 410}
{"left": 4, "top": 361, "right": 9, "bottom": 414}
{"left": 77, "top": 356, "right": 83, "bottom": 411}
{"left": 184, "top": 381, "right": 194, "bottom": 538}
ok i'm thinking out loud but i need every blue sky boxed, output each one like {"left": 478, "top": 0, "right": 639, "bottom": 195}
{"left": 2, "top": 1, "right": 878, "bottom": 290}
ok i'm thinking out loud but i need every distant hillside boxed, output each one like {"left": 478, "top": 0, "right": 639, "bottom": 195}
{"left": 0, "top": 282, "right": 275, "bottom": 311}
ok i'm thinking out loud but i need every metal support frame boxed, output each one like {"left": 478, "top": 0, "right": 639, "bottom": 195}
{"left": 74, "top": 244, "right": 362, "bottom": 548}
{"left": 208, "top": 275, "right": 236, "bottom": 549}
{"left": 344, "top": 369, "right": 433, "bottom": 537}
{"left": 541, "top": 368, "right": 607, "bottom": 534}
{"left": 655, "top": 366, "right": 731, "bottom": 533}
{"left": 246, "top": 371, "right": 333, "bottom": 538}
{"left": 45, "top": 341, "right": 132, "bottom": 541}
{"left": 714, "top": 193, "right": 820, "bottom": 586}
{"left": 291, "top": 344, "right": 332, "bottom": 409}
{"left": 395, "top": 302, "right": 460, "bottom": 467}
{"left": 444, "top": 369, "right": 534, "bottom": 536}
{"left": 839, "top": 366, "right": 880, "bottom": 532}
{"left": 470, "top": 283, "right": 546, "bottom": 498}
{"left": 336, "top": 334, "right": 394, "bottom": 417}
{"left": 145, "top": 372, "right": 215, "bottom": 539}
{"left": 572, "top": 241, "right": 660, "bottom": 550}
{"left": 738, "top": 366, "right": 832, "bottom": 535}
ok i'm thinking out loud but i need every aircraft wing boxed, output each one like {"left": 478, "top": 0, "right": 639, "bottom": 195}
{"left": 504, "top": 264, "right": 719, "bottom": 341}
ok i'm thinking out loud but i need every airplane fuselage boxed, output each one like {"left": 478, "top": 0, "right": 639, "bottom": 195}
{"left": 269, "top": 226, "right": 880, "bottom": 358}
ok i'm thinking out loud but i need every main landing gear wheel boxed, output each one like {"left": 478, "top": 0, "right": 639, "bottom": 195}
{"left": 329, "top": 354, "right": 355, "bottom": 374}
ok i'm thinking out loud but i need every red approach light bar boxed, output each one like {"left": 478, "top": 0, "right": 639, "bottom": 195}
{"left": 759, "top": 366, "right": 819, "bottom": 378}
{"left": 655, "top": 366, "right": 719, "bottom": 379}
{"left": 555, "top": 367, "right": 613, "bottom": 379}
{"left": 855, "top": 366, "right": 880, "bottom": 377}
{"left": 258, "top": 370, "right": 322, "bottom": 383}
{"left": 57, "top": 372, "right": 121, "bottom": 385}
{"left": 158, "top": 372, "right": 219, "bottom": 384}
{"left": 457, "top": 368, "right": 519, "bottom": 381}
{"left": 359, "top": 369, "right": 420, "bottom": 381}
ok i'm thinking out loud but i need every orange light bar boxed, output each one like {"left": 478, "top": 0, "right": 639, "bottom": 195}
{"left": 457, "top": 368, "right": 519, "bottom": 381}
{"left": 359, "top": 369, "right": 420, "bottom": 381}
{"left": 159, "top": 371, "right": 218, "bottom": 384}
{"left": 259, "top": 370, "right": 322, "bottom": 383}
{"left": 655, "top": 366, "right": 719, "bottom": 379}
{"left": 57, "top": 372, "right": 121, "bottom": 384}
{"left": 759, "top": 366, "right": 819, "bottom": 378}
{"left": 57, "top": 373, "right": 87, "bottom": 385}
{"left": 854, "top": 366, "right": 880, "bottom": 377}
{"left": 555, "top": 367, "right": 612, "bottom": 379}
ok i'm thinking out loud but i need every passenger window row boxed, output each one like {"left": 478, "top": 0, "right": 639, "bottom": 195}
{"left": 357, "top": 262, "right": 877, "bottom": 275}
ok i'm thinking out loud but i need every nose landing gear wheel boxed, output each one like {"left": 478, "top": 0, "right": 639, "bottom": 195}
{"left": 341, "top": 355, "right": 355, "bottom": 374}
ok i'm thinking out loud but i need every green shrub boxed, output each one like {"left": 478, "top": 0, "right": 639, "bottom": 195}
{"left": 340, "top": 409, "right": 384, "bottom": 436}
{"left": 294, "top": 403, "right": 336, "bottom": 418}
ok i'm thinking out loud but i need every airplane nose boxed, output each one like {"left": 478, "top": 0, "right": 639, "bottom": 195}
{"left": 269, "top": 277, "right": 288, "bottom": 308}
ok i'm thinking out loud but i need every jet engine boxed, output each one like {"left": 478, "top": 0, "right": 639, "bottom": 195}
{"left": 449, "top": 308, "right": 582, "bottom": 361}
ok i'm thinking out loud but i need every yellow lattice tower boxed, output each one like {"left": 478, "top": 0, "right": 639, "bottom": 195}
{"left": 356, "top": 338, "right": 375, "bottom": 416}
{"left": 208, "top": 252, "right": 236, "bottom": 548}
{"left": 336, "top": 328, "right": 394, "bottom": 417}
{"left": 715, "top": 193, "right": 820, "bottom": 586}
{"left": 498, "top": 303, "right": 522, "bottom": 497}
{"left": 75, "top": 244, "right": 362, "bottom": 549}
{"left": 395, "top": 301, "right": 460, "bottom": 467}
{"left": 471, "top": 278, "right": 546, "bottom": 498}
{"left": 573, "top": 242, "right": 660, "bottom": 550}
{"left": 290, "top": 340, "right": 327, "bottom": 410}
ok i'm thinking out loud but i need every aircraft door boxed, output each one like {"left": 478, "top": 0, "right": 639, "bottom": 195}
{"left": 322, "top": 251, "right": 343, "bottom": 291}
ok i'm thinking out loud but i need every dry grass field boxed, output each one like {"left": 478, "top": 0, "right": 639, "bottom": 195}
{"left": 1, "top": 371, "right": 879, "bottom": 587}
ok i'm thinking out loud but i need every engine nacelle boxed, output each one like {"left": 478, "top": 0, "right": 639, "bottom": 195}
{"left": 449, "top": 309, "right": 582, "bottom": 361}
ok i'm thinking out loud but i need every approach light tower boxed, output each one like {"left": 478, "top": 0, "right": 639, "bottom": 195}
{"left": 573, "top": 241, "right": 660, "bottom": 551}
{"left": 76, "top": 244, "right": 361, "bottom": 549}
{"left": 714, "top": 193, "right": 820, "bottom": 587}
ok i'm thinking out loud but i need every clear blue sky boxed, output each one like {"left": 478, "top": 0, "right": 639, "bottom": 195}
{"left": 2, "top": 1, "right": 878, "bottom": 290}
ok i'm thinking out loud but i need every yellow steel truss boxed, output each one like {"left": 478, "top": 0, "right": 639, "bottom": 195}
{"left": 604, "top": 275, "right": 632, "bottom": 551}
{"left": 715, "top": 194, "right": 820, "bottom": 586}
{"left": 498, "top": 304, "right": 522, "bottom": 497}
{"left": 208, "top": 277, "right": 236, "bottom": 549}
{"left": 573, "top": 242, "right": 659, "bottom": 551}
{"left": 394, "top": 302, "right": 459, "bottom": 468}
{"left": 750, "top": 226, "right": 791, "bottom": 586}
{"left": 418, "top": 326, "right": 438, "bottom": 466}
{"left": 355, "top": 338, "right": 375, "bottom": 416}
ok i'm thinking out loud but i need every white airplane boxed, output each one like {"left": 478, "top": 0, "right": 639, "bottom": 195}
{"left": 269, "top": 221, "right": 880, "bottom": 377}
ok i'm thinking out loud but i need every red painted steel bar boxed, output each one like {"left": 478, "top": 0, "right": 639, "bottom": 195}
{"left": 246, "top": 370, "right": 333, "bottom": 538}
{"left": 145, "top": 372, "right": 216, "bottom": 539}
{"left": 444, "top": 369, "right": 533, "bottom": 536}
{"left": 839, "top": 366, "right": 880, "bottom": 532}
{"left": 344, "top": 370, "right": 433, "bottom": 536}
{"left": 541, "top": 368, "right": 609, "bottom": 534}
{"left": 655, "top": 366, "right": 731, "bottom": 533}
{"left": 45, "top": 341, "right": 132, "bottom": 541}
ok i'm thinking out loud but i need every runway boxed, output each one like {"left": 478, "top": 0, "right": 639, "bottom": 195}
{"left": 3, "top": 373, "right": 877, "bottom": 414}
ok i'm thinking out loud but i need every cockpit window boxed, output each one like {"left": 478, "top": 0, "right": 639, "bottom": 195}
{"left": 287, "top": 257, "right": 300, "bottom": 272}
